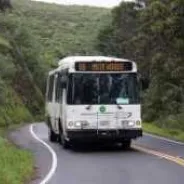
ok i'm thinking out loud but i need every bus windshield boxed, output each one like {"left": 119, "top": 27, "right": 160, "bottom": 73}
{"left": 67, "top": 73, "right": 140, "bottom": 105}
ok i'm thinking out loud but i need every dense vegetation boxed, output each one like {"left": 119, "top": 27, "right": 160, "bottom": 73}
{"left": 0, "top": 1, "right": 109, "bottom": 183}
{"left": 0, "top": 134, "right": 33, "bottom": 184}
{"left": 0, "top": 0, "right": 109, "bottom": 128}
{"left": 97, "top": 0, "right": 184, "bottom": 131}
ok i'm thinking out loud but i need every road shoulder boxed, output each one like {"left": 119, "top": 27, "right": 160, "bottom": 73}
{"left": 8, "top": 123, "right": 54, "bottom": 184}
{"left": 0, "top": 125, "right": 34, "bottom": 184}
{"left": 143, "top": 123, "right": 184, "bottom": 143}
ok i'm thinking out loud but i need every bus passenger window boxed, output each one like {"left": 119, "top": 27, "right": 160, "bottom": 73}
{"left": 48, "top": 75, "right": 54, "bottom": 102}
{"left": 55, "top": 76, "right": 62, "bottom": 102}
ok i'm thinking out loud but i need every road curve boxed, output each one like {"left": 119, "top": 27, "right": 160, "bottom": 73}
{"left": 9, "top": 122, "right": 184, "bottom": 184}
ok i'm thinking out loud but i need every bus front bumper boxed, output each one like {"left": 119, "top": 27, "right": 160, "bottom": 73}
{"left": 66, "top": 129, "right": 142, "bottom": 143}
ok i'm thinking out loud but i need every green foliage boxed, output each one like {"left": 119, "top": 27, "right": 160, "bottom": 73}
{"left": 97, "top": 2, "right": 138, "bottom": 59}
{"left": 0, "top": 36, "right": 11, "bottom": 50}
{"left": 97, "top": 0, "right": 184, "bottom": 130}
{"left": 137, "top": 0, "right": 184, "bottom": 128}
{"left": 0, "top": 0, "right": 109, "bottom": 128}
{"left": 13, "top": 0, "right": 109, "bottom": 59}
{"left": 0, "top": 79, "right": 32, "bottom": 127}
{"left": 143, "top": 122, "right": 184, "bottom": 142}
{"left": 0, "top": 14, "right": 45, "bottom": 117}
{"left": 0, "top": 0, "right": 12, "bottom": 11}
{"left": 0, "top": 136, "right": 33, "bottom": 184}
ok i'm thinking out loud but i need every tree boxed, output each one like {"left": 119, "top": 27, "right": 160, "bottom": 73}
{"left": 97, "top": 0, "right": 184, "bottom": 130}
{"left": 97, "top": 2, "right": 139, "bottom": 59}
{"left": 0, "top": 0, "right": 12, "bottom": 11}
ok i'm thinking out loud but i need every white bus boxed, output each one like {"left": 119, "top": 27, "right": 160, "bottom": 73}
{"left": 45, "top": 56, "right": 142, "bottom": 149}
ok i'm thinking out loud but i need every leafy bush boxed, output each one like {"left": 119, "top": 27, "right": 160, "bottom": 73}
{"left": 96, "top": 0, "right": 184, "bottom": 130}
{"left": 0, "top": 83, "right": 32, "bottom": 127}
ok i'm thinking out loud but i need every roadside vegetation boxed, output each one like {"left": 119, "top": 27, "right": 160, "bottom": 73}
{"left": 97, "top": 0, "right": 184, "bottom": 134}
{"left": 143, "top": 123, "right": 184, "bottom": 142}
{"left": 0, "top": 0, "right": 109, "bottom": 183}
{"left": 0, "top": 134, "right": 33, "bottom": 184}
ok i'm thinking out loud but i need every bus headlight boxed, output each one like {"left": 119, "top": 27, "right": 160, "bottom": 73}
{"left": 68, "top": 121, "right": 90, "bottom": 129}
{"left": 75, "top": 121, "right": 82, "bottom": 128}
{"left": 128, "top": 121, "right": 135, "bottom": 127}
{"left": 122, "top": 120, "right": 141, "bottom": 128}
{"left": 122, "top": 120, "right": 135, "bottom": 128}
{"left": 67, "top": 121, "right": 82, "bottom": 128}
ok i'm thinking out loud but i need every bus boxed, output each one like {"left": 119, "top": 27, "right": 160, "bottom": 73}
{"left": 45, "top": 56, "right": 142, "bottom": 149}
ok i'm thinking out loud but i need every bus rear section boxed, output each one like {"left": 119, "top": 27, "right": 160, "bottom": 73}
{"left": 45, "top": 56, "right": 142, "bottom": 149}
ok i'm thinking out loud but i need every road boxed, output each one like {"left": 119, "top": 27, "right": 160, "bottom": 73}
{"left": 10, "top": 122, "right": 184, "bottom": 184}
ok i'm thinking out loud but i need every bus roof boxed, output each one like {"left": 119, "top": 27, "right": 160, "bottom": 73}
{"left": 58, "top": 56, "right": 131, "bottom": 66}
{"left": 49, "top": 56, "right": 137, "bottom": 75}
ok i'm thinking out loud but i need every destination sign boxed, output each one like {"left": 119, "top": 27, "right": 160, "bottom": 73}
{"left": 75, "top": 62, "right": 133, "bottom": 72}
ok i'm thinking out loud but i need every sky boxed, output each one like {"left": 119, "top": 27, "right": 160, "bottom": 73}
{"left": 32, "top": 0, "right": 134, "bottom": 8}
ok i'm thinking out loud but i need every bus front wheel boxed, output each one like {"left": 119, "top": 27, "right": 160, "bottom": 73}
{"left": 59, "top": 125, "right": 70, "bottom": 149}
{"left": 47, "top": 118, "right": 58, "bottom": 142}
{"left": 48, "top": 127, "right": 58, "bottom": 142}
{"left": 62, "top": 136, "right": 70, "bottom": 149}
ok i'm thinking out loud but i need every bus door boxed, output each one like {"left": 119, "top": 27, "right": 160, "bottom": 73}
{"left": 52, "top": 73, "right": 61, "bottom": 134}
{"left": 96, "top": 74, "right": 118, "bottom": 131}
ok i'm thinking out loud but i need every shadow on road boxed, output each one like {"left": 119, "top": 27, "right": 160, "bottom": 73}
{"left": 69, "top": 143, "right": 139, "bottom": 153}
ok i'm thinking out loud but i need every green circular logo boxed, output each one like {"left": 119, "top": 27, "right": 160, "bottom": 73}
{"left": 99, "top": 106, "right": 106, "bottom": 113}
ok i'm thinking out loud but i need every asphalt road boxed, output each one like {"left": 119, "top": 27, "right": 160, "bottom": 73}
{"left": 10, "top": 122, "right": 184, "bottom": 184}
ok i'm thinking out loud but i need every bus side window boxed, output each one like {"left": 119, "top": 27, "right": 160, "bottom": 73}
{"left": 45, "top": 76, "right": 50, "bottom": 101}
{"left": 48, "top": 74, "right": 55, "bottom": 102}
{"left": 55, "top": 74, "right": 62, "bottom": 103}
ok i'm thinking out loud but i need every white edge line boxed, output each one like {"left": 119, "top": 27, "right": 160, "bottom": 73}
{"left": 143, "top": 132, "right": 184, "bottom": 145}
{"left": 30, "top": 124, "right": 58, "bottom": 184}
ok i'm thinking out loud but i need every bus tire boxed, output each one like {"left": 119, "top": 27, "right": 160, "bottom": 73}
{"left": 48, "top": 127, "right": 58, "bottom": 142}
{"left": 47, "top": 117, "right": 58, "bottom": 142}
{"left": 59, "top": 123, "right": 70, "bottom": 149}
{"left": 61, "top": 135, "right": 70, "bottom": 149}
{"left": 121, "top": 139, "right": 131, "bottom": 150}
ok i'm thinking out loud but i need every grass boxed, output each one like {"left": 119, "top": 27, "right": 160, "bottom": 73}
{"left": 0, "top": 127, "right": 34, "bottom": 184}
{"left": 143, "top": 122, "right": 184, "bottom": 142}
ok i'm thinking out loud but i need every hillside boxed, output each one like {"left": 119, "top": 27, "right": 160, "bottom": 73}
{"left": 0, "top": 0, "right": 110, "bottom": 127}
{"left": 14, "top": 0, "right": 110, "bottom": 64}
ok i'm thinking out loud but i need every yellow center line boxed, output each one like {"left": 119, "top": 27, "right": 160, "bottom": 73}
{"left": 132, "top": 144, "right": 184, "bottom": 167}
